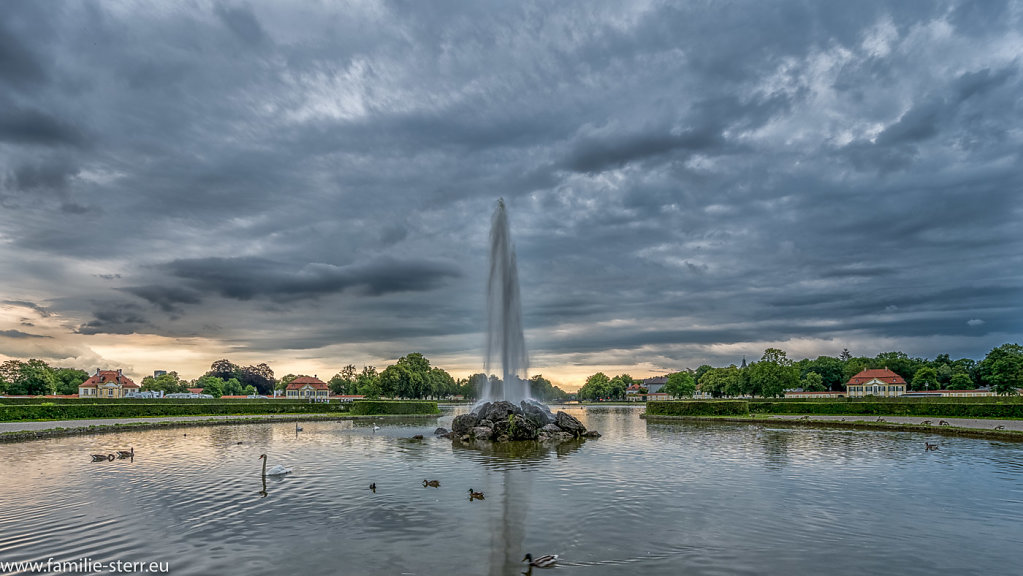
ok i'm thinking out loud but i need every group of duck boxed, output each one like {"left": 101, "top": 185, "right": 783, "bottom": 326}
{"left": 90, "top": 447, "right": 133, "bottom": 462}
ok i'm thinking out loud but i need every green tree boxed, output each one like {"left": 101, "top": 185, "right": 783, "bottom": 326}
{"left": 461, "top": 373, "right": 488, "bottom": 400}
{"left": 911, "top": 366, "right": 939, "bottom": 391}
{"left": 695, "top": 364, "right": 714, "bottom": 382}
{"left": 748, "top": 349, "right": 799, "bottom": 398}
{"left": 429, "top": 367, "right": 457, "bottom": 399}
{"left": 872, "top": 351, "right": 923, "bottom": 382}
{"left": 195, "top": 375, "right": 225, "bottom": 397}
{"left": 54, "top": 368, "right": 89, "bottom": 395}
{"left": 578, "top": 372, "right": 611, "bottom": 401}
{"left": 355, "top": 366, "right": 381, "bottom": 398}
{"left": 803, "top": 356, "right": 845, "bottom": 390}
{"left": 4, "top": 359, "right": 58, "bottom": 395}
{"left": 141, "top": 372, "right": 188, "bottom": 394}
{"left": 949, "top": 372, "right": 974, "bottom": 390}
{"left": 329, "top": 364, "right": 358, "bottom": 395}
{"left": 208, "top": 359, "right": 240, "bottom": 381}
{"left": 978, "top": 343, "right": 1023, "bottom": 395}
{"left": 935, "top": 364, "right": 954, "bottom": 388}
{"left": 378, "top": 364, "right": 407, "bottom": 398}
{"left": 243, "top": 384, "right": 257, "bottom": 396}
{"left": 221, "top": 377, "right": 243, "bottom": 396}
{"left": 801, "top": 371, "right": 825, "bottom": 392}
{"left": 663, "top": 371, "right": 697, "bottom": 398}
{"left": 239, "top": 363, "right": 275, "bottom": 395}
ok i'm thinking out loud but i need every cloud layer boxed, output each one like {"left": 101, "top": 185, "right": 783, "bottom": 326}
{"left": 1, "top": 1, "right": 1020, "bottom": 386}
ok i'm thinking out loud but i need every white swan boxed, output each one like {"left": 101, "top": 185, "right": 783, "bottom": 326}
{"left": 259, "top": 454, "right": 293, "bottom": 476}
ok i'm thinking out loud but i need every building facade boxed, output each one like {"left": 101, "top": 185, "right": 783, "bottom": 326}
{"left": 78, "top": 369, "right": 139, "bottom": 398}
{"left": 285, "top": 376, "right": 330, "bottom": 399}
{"left": 845, "top": 368, "right": 907, "bottom": 397}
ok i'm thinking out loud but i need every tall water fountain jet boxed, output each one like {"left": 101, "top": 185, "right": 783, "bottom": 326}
{"left": 447, "top": 199, "right": 594, "bottom": 444}
{"left": 484, "top": 199, "right": 530, "bottom": 404}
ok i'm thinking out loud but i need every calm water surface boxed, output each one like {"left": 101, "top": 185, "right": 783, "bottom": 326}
{"left": 1, "top": 406, "right": 1021, "bottom": 575}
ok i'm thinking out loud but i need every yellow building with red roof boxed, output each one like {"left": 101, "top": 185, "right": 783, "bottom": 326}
{"left": 285, "top": 376, "right": 330, "bottom": 399}
{"left": 78, "top": 369, "right": 139, "bottom": 398}
{"left": 845, "top": 368, "right": 907, "bottom": 397}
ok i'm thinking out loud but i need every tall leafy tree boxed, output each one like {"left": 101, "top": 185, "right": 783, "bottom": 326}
{"left": 747, "top": 348, "right": 799, "bottom": 398}
{"left": 949, "top": 372, "right": 974, "bottom": 390}
{"left": 4, "top": 359, "right": 58, "bottom": 395}
{"left": 578, "top": 372, "right": 611, "bottom": 401}
{"left": 329, "top": 364, "right": 358, "bottom": 395}
{"left": 801, "top": 372, "right": 825, "bottom": 392}
{"left": 663, "top": 371, "right": 697, "bottom": 398}
{"left": 429, "top": 367, "right": 457, "bottom": 398}
{"left": 356, "top": 366, "right": 381, "bottom": 398}
{"left": 54, "top": 368, "right": 89, "bottom": 395}
{"left": 911, "top": 366, "right": 939, "bottom": 391}
{"left": 141, "top": 372, "right": 188, "bottom": 394}
{"left": 802, "top": 356, "right": 845, "bottom": 390}
{"left": 978, "top": 343, "right": 1023, "bottom": 395}
{"left": 239, "top": 363, "right": 275, "bottom": 395}
{"left": 872, "top": 351, "right": 923, "bottom": 382}
{"left": 208, "top": 359, "right": 240, "bottom": 380}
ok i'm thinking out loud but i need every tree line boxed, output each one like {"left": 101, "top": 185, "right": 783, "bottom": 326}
{"left": 577, "top": 343, "right": 1023, "bottom": 400}
{"left": 0, "top": 352, "right": 572, "bottom": 401}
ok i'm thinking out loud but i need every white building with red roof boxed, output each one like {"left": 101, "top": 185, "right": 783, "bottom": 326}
{"left": 845, "top": 368, "right": 907, "bottom": 397}
{"left": 285, "top": 375, "right": 330, "bottom": 399}
{"left": 78, "top": 369, "right": 139, "bottom": 398}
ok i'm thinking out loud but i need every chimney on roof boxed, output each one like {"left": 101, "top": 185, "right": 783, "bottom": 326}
{"left": 118, "top": 369, "right": 122, "bottom": 376}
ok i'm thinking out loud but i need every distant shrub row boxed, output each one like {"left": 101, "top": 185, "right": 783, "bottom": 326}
{"left": 348, "top": 401, "right": 439, "bottom": 416}
{"left": 646, "top": 401, "right": 749, "bottom": 417}
{"left": 0, "top": 397, "right": 317, "bottom": 405}
{"left": 750, "top": 401, "right": 1023, "bottom": 419}
{"left": 645, "top": 400, "right": 1023, "bottom": 419}
{"left": 0, "top": 402, "right": 348, "bottom": 422}
{"left": 770, "top": 396, "right": 1023, "bottom": 404}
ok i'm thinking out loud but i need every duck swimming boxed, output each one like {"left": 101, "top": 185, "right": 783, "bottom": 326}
{"left": 522, "top": 553, "right": 558, "bottom": 568}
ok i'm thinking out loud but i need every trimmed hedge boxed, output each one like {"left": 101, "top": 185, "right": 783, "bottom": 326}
{"left": 0, "top": 397, "right": 315, "bottom": 405}
{"left": 772, "top": 396, "right": 1023, "bottom": 404}
{"left": 0, "top": 402, "right": 348, "bottom": 422}
{"left": 646, "top": 401, "right": 749, "bottom": 417}
{"left": 750, "top": 401, "right": 1023, "bottom": 419}
{"left": 348, "top": 401, "right": 439, "bottom": 416}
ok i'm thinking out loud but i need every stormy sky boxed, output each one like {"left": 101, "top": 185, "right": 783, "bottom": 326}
{"left": 1, "top": 1, "right": 1021, "bottom": 388}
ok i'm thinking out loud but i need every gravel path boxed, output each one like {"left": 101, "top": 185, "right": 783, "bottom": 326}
{"left": 766, "top": 414, "right": 1023, "bottom": 431}
{"left": 0, "top": 413, "right": 340, "bottom": 434}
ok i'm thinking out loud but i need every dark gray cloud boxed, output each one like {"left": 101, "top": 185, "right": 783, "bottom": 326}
{"left": 3, "top": 300, "right": 52, "bottom": 318}
{"left": 151, "top": 256, "right": 462, "bottom": 302}
{"left": 0, "top": 0, "right": 1020, "bottom": 384}
{"left": 0, "top": 329, "right": 50, "bottom": 339}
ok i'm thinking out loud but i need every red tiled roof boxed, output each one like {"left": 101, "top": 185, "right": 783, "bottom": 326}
{"left": 286, "top": 376, "right": 328, "bottom": 390}
{"left": 79, "top": 370, "right": 139, "bottom": 389}
{"left": 846, "top": 368, "right": 906, "bottom": 386}
{"left": 187, "top": 388, "right": 204, "bottom": 394}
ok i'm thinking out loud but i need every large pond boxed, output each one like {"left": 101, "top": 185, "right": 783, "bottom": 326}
{"left": 1, "top": 406, "right": 1021, "bottom": 575}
